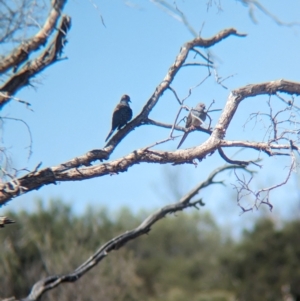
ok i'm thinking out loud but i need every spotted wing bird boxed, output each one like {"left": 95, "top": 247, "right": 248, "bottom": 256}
{"left": 105, "top": 94, "right": 132, "bottom": 142}
{"left": 177, "top": 102, "right": 206, "bottom": 149}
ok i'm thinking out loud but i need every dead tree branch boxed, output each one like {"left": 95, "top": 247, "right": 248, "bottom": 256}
{"left": 0, "top": 0, "right": 68, "bottom": 74}
{"left": 220, "top": 140, "right": 298, "bottom": 156}
{"left": 0, "top": 26, "right": 299, "bottom": 208}
{"left": 0, "top": 14, "right": 71, "bottom": 108}
{"left": 21, "top": 164, "right": 248, "bottom": 301}
{"left": 103, "top": 28, "right": 247, "bottom": 151}
{"left": 0, "top": 77, "right": 299, "bottom": 206}
{"left": 233, "top": 148, "right": 296, "bottom": 212}
{"left": 239, "top": 0, "right": 300, "bottom": 27}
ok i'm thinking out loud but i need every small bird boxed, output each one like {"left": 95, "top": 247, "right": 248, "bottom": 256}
{"left": 177, "top": 102, "right": 206, "bottom": 149}
{"left": 105, "top": 94, "right": 133, "bottom": 142}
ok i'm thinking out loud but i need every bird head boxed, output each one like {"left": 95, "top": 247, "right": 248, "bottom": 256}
{"left": 195, "top": 103, "right": 205, "bottom": 111}
{"left": 120, "top": 94, "right": 131, "bottom": 104}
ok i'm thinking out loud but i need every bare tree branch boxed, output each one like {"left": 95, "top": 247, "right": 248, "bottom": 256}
{"left": 220, "top": 140, "right": 297, "bottom": 156}
{"left": 0, "top": 0, "right": 46, "bottom": 45}
{"left": 214, "top": 80, "right": 300, "bottom": 140}
{"left": 0, "top": 116, "right": 33, "bottom": 159}
{"left": 145, "top": 118, "right": 186, "bottom": 131}
{"left": 144, "top": 118, "right": 212, "bottom": 136}
{"left": 239, "top": 0, "right": 300, "bottom": 27}
{"left": 0, "top": 0, "right": 68, "bottom": 74}
{"left": 150, "top": 0, "right": 198, "bottom": 37}
{"left": 233, "top": 148, "right": 296, "bottom": 212}
{"left": 191, "top": 48, "right": 213, "bottom": 64}
{"left": 182, "top": 62, "right": 213, "bottom": 68}
{"left": 0, "top": 26, "right": 298, "bottom": 210}
{"left": 0, "top": 14, "right": 71, "bottom": 108}
{"left": 21, "top": 164, "right": 249, "bottom": 301}
{"left": 0, "top": 77, "right": 299, "bottom": 206}
{"left": 217, "top": 147, "right": 250, "bottom": 166}
{"left": 103, "top": 28, "right": 246, "bottom": 151}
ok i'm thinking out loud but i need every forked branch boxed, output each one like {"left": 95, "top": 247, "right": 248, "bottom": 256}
{"left": 0, "top": 79, "right": 299, "bottom": 206}
{"left": 233, "top": 149, "right": 296, "bottom": 212}
{"left": 0, "top": 27, "right": 299, "bottom": 208}
{"left": 103, "top": 28, "right": 246, "bottom": 152}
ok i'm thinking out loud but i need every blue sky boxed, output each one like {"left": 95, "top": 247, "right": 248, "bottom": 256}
{"left": 1, "top": 0, "right": 300, "bottom": 231}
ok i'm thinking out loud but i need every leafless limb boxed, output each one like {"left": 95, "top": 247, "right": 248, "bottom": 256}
{"left": 191, "top": 48, "right": 213, "bottom": 64}
{"left": 220, "top": 140, "right": 298, "bottom": 156}
{"left": 172, "top": 108, "right": 187, "bottom": 138}
{"left": 0, "top": 0, "right": 68, "bottom": 74}
{"left": 21, "top": 164, "right": 249, "bottom": 301}
{"left": 143, "top": 137, "right": 178, "bottom": 150}
{"left": 202, "top": 99, "right": 218, "bottom": 129}
{"left": 104, "top": 28, "right": 246, "bottom": 149}
{"left": 242, "top": 94, "right": 300, "bottom": 148}
{"left": 0, "top": 116, "right": 33, "bottom": 159}
{"left": 0, "top": 142, "right": 12, "bottom": 173}
{"left": 0, "top": 92, "right": 32, "bottom": 108}
{"left": 239, "top": 0, "right": 300, "bottom": 27}
{"left": 1, "top": 5, "right": 300, "bottom": 297}
{"left": 0, "top": 27, "right": 299, "bottom": 206}
{"left": 150, "top": 0, "right": 198, "bottom": 37}
{"left": 168, "top": 86, "right": 182, "bottom": 105}
{"left": 233, "top": 147, "right": 296, "bottom": 212}
{"left": 217, "top": 147, "right": 250, "bottom": 166}
{"left": 0, "top": 14, "right": 71, "bottom": 108}
{"left": 206, "top": 0, "right": 222, "bottom": 12}
{"left": 216, "top": 80, "right": 300, "bottom": 133}
{"left": 0, "top": 0, "right": 47, "bottom": 45}
{"left": 145, "top": 118, "right": 185, "bottom": 132}
{"left": 182, "top": 62, "right": 214, "bottom": 68}
{"left": 146, "top": 116, "right": 211, "bottom": 142}
{"left": 276, "top": 93, "right": 299, "bottom": 109}
{"left": 167, "top": 75, "right": 212, "bottom": 137}
{"left": 213, "top": 69, "right": 236, "bottom": 89}
{"left": 88, "top": 0, "right": 106, "bottom": 27}
{"left": 182, "top": 74, "right": 212, "bottom": 104}
{"left": 0, "top": 167, "right": 29, "bottom": 196}
{"left": 2, "top": 1, "right": 300, "bottom": 299}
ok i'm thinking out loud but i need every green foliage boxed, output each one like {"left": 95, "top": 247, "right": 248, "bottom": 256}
{"left": 224, "top": 218, "right": 300, "bottom": 301}
{"left": 128, "top": 212, "right": 227, "bottom": 299}
{"left": 1, "top": 200, "right": 300, "bottom": 301}
{"left": 0, "top": 200, "right": 142, "bottom": 300}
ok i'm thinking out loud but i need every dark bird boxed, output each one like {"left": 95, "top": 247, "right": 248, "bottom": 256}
{"left": 105, "top": 94, "right": 132, "bottom": 142}
{"left": 177, "top": 102, "right": 206, "bottom": 149}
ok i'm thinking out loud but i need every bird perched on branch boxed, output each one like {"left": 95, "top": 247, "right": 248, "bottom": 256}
{"left": 105, "top": 94, "right": 132, "bottom": 142}
{"left": 177, "top": 102, "right": 206, "bottom": 149}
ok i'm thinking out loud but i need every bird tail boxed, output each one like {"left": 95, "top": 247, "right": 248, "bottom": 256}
{"left": 177, "top": 132, "right": 188, "bottom": 149}
{"left": 105, "top": 129, "right": 114, "bottom": 142}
